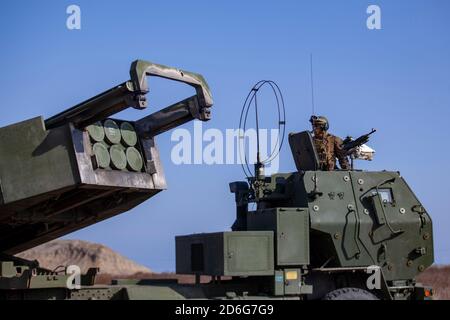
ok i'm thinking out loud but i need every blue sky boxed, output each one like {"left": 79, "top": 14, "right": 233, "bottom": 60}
{"left": 0, "top": 0, "right": 449, "bottom": 271}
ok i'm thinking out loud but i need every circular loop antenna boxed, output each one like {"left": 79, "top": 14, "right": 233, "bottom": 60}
{"left": 238, "top": 80, "right": 286, "bottom": 179}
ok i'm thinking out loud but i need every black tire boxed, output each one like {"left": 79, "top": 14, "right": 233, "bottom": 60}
{"left": 322, "top": 287, "right": 379, "bottom": 300}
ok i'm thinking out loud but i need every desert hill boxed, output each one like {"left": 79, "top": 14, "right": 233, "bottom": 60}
{"left": 16, "top": 239, "right": 152, "bottom": 275}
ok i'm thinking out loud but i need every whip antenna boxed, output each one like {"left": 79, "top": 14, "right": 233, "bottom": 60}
{"left": 310, "top": 54, "right": 316, "bottom": 115}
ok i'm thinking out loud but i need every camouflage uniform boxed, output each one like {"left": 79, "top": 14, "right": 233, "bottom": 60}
{"left": 313, "top": 133, "right": 350, "bottom": 171}
{"left": 310, "top": 115, "right": 350, "bottom": 171}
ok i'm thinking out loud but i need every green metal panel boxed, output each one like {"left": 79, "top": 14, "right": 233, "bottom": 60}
{"left": 252, "top": 170, "right": 433, "bottom": 285}
{"left": 247, "top": 208, "right": 310, "bottom": 266}
{"left": 349, "top": 171, "right": 434, "bottom": 282}
{"left": 0, "top": 117, "right": 80, "bottom": 205}
{"left": 302, "top": 170, "right": 363, "bottom": 266}
{"left": 224, "top": 232, "right": 274, "bottom": 275}
{"left": 277, "top": 209, "right": 309, "bottom": 266}
{"left": 298, "top": 170, "right": 433, "bottom": 281}
{"left": 176, "top": 232, "right": 223, "bottom": 276}
{"left": 0, "top": 262, "right": 16, "bottom": 278}
{"left": 123, "top": 286, "right": 185, "bottom": 300}
{"left": 176, "top": 231, "right": 274, "bottom": 277}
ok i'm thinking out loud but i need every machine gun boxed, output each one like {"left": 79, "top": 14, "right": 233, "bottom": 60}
{"left": 342, "top": 129, "right": 376, "bottom": 163}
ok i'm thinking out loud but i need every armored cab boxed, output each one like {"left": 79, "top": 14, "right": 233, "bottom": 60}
{"left": 175, "top": 131, "right": 434, "bottom": 300}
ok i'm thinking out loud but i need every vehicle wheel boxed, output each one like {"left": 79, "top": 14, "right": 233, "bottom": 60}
{"left": 322, "top": 287, "right": 379, "bottom": 300}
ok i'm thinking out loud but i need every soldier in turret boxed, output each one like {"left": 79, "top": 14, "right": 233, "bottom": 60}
{"left": 310, "top": 115, "right": 350, "bottom": 171}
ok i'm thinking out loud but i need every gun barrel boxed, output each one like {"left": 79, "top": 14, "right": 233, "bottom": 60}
{"left": 343, "top": 129, "right": 376, "bottom": 152}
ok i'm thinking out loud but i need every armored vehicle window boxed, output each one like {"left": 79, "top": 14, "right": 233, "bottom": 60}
{"left": 371, "top": 188, "right": 393, "bottom": 204}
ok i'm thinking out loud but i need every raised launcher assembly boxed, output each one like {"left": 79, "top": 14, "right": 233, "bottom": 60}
{"left": 0, "top": 60, "right": 212, "bottom": 292}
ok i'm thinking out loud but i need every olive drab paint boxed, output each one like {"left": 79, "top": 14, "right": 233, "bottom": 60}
{"left": 121, "top": 122, "right": 138, "bottom": 147}
{"left": 0, "top": 60, "right": 215, "bottom": 299}
{"left": 0, "top": 60, "right": 434, "bottom": 300}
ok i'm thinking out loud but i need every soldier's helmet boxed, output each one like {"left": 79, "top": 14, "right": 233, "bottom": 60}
{"left": 309, "top": 115, "right": 329, "bottom": 131}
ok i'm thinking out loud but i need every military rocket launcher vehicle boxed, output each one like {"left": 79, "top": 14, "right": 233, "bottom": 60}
{"left": 0, "top": 61, "right": 433, "bottom": 300}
